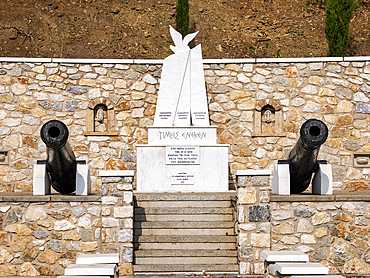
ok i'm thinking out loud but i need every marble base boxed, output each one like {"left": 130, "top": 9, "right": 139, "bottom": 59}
{"left": 76, "top": 253, "right": 119, "bottom": 265}
{"left": 76, "top": 164, "right": 91, "bottom": 196}
{"left": 275, "top": 262, "right": 328, "bottom": 275}
{"left": 261, "top": 251, "right": 308, "bottom": 262}
{"left": 33, "top": 164, "right": 51, "bottom": 195}
{"left": 271, "top": 163, "right": 290, "bottom": 195}
{"left": 312, "top": 164, "right": 332, "bottom": 195}
{"left": 33, "top": 163, "right": 91, "bottom": 195}
{"left": 137, "top": 145, "right": 229, "bottom": 192}
{"left": 64, "top": 264, "right": 117, "bottom": 276}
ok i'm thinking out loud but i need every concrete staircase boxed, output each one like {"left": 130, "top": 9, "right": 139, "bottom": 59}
{"left": 133, "top": 192, "right": 238, "bottom": 274}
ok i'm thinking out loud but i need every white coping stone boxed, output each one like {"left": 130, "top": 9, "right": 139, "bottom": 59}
{"left": 0, "top": 57, "right": 52, "bottom": 63}
{"left": 234, "top": 170, "right": 272, "bottom": 176}
{"left": 256, "top": 57, "right": 343, "bottom": 63}
{"left": 148, "top": 127, "right": 217, "bottom": 145}
{"left": 344, "top": 56, "right": 370, "bottom": 61}
{"left": 261, "top": 251, "right": 308, "bottom": 262}
{"left": 99, "top": 170, "right": 135, "bottom": 177}
{"left": 76, "top": 253, "right": 120, "bottom": 265}
{"left": 133, "top": 59, "right": 164, "bottom": 64}
{"left": 203, "top": 58, "right": 256, "bottom": 64}
{"left": 0, "top": 57, "right": 368, "bottom": 64}
{"left": 136, "top": 145, "right": 228, "bottom": 192}
{"left": 64, "top": 264, "right": 117, "bottom": 276}
{"left": 275, "top": 263, "right": 328, "bottom": 275}
{"left": 272, "top": 163, "right": 290, "bottom": 195}
{"left": 312, "top": 164, "right": 332, "bottom": 195}
{"left": 52, "top": 58, "right": 134, "bottom": 64}
{"left": 33, "top": 164, "right": 50, "bottom": 195}
{"left": 75, "top": 164, "right": 91, "bottom": 196}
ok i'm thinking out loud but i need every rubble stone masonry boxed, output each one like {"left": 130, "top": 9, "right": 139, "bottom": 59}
{"left": 0, "top": 57, "right": 370, "bottom": 275}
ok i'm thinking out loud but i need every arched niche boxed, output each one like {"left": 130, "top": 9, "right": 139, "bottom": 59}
{"left": 84, "top": 98, "right": 118, "bottom": 136}
{"left": 252, "top": 99, "right": 286, "bottom": 137}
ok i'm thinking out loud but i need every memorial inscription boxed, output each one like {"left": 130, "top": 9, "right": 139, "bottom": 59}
{"left": 166, "top": 146, "right": 200, "bottom": 165}
{"left": 171, "top": 172, "right": 195, "bottom": 184}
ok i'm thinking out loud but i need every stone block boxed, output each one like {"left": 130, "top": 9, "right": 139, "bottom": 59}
{"left": 118, "top": 229, "right": 133, "bottom": 243}
{"left": 238, "top": 188, "right": 257, "bottom": 204}
{"left": 249, "top": 205, "right": 270, "bottom": 222}
{"left": 239, "top": 247, "right": 253, "bottom": 261}
{"left": 237, "top": 176, "right": 249, "bottom": 187}
{"left": 251, "top": 233, "right": 270, "bottom": 247}
{"left": 252, "top": 176, "right": 270, "bottom": 187}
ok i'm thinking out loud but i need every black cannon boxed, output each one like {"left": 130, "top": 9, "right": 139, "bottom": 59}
{"left": 287, "top": 119, "right": 328, "bottom": 194}
{"left": 40, "top": 120, "right": 77, "bottom": 194}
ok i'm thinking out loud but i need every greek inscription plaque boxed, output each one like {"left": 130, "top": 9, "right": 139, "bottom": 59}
{"left": 166, "top": 146, "right": 200, "bottom": 165}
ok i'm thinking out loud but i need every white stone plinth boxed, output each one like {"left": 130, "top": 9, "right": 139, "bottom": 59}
{"left": 148, "top": 127, "right": 217, "bottom": 145}
{"left": 271, "top": 163, "right": 290, "bottom": 195}
{"left": 33, "top": 164, "right": 50, "bottom": 195}
{"left": 261, "top": 251, "right": 308, "bottom": 262}
{"left": 275, "top": 263, "right": 328, "bottom": 275}
{"left": 312, "top": 164, "right": 332, "bottom": 195}
{"left": 64, "top": 264, "right": 117, "bottom": 276}
{"left": 76, "top": 164, "right": 91, "bottom": 196}
{"left": 137, "top": 145, "right": 229, "bottom": 192}
{"left": 76, "top": 253, "right": 120, "bottom": 264}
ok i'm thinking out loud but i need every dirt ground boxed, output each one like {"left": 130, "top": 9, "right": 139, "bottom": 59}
{"left": 0, "top": 0, "right": 369, "bottom": 59}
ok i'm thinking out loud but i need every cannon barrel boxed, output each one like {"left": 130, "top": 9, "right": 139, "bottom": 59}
{"left": 41, "top": 120, "right": 76, "bottom": 194}
{"left": 288, "top": 119, "right": 328, "bottom": 194}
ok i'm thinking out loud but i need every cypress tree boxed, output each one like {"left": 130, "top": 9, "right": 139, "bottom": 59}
{"left": 325, "top": 0, "right": 358, "bottom": 57}
{"left": 175, "top": 0, "right": 189, "bottom": 38}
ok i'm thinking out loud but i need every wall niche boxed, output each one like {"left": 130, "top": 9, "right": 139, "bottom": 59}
{"left": 252, "top": 99, "right": 286, "bottom": 137}
{"left": 85, "top": 98, "right": 118, "bottom": 136}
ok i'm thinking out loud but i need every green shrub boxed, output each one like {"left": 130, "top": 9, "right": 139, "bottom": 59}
{"left": 325, "top": 0, "right": 358, "bottom": 57}
{"left": 175, "top": 0, "right": 189, "bottom": 38}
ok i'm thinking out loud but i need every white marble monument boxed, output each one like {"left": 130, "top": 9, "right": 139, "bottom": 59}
{"left": 137, "top": 26, "right": 229, "bottom": 192}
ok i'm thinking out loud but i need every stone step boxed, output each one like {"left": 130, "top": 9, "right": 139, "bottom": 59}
{"left": 133, "top": 264, "right": 239, "bottom": 273}
{"left": 135, "top": 207, "right": 233, "bottom": 215}
{"left": 262, "top": 251, "right": 309, "bottom": 262}
{"left": 134, "top": 221, "right": 235, "bottom": 229}
{"left": 135, "top": 200, "right": 232, "bottom": 208}
{"left": 134, "top": 214, "right": 233, "bottom": 222}
{"left": 135, "top": 249, "right": 237, "bottom": 257}
{"left": 135, "top": 228, "right": 235, "bottom": 236}
{"left": 275, "top": 263, "right": 329, "bottom": 275}
{"left": 134, "top": 192, "right": 236, "bottom": 201}
{"left": 134, "top": 235, "right": 236, "bottom": 243}
{"left": 76, "top": 253, "right": 120, "bottom": 265}
{"left": 64, "top": 264, "right": 117, "bottom": 276}
{"left": 135, "top": 256, "right": 237, "bottom": 265}
{"left": 134, "top": 242, "right": 236, "bottom": 250}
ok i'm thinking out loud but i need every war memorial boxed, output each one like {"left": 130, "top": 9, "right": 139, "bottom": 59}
{"left": 0, "top": 27, "right": 370, "bottom": 277}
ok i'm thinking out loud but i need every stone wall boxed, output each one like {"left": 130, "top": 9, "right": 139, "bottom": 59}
{"left": 0, "top": 171, "right": 134, "bottom": 276}
{"left": 236, "top": 171, "right": 370, "bottom": 276}
{"left": 236, "top": 170, "right": 272, "bottom": 275}
{"left": 271, "top": 199, "right": 370, "bottom": 274}
{"left": 0, "top": 57, "right": 369, "bottom": 192}
{"left": 1, "top": 56, "right": 370, "bottom": 276}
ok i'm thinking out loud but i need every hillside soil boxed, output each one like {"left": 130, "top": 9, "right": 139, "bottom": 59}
{"left": 0, "top": 0, "right": 369, "bottom": 59}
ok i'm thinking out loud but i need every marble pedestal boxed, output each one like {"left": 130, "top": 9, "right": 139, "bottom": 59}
{"left": 137, "top": 144, "right": 228, "bottom": 192}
